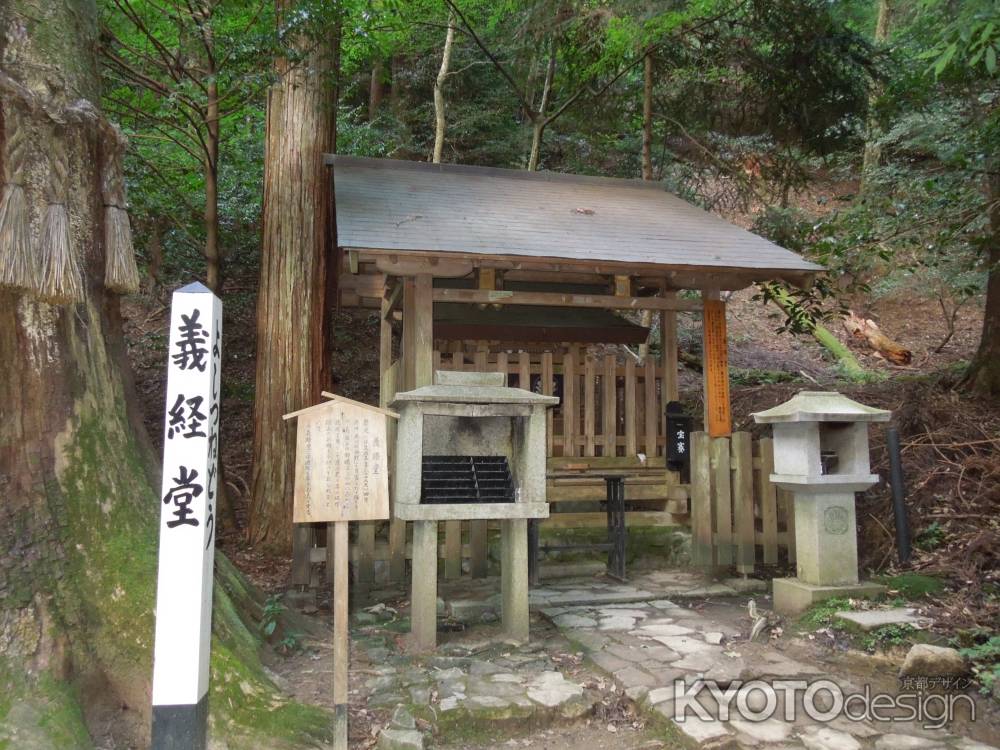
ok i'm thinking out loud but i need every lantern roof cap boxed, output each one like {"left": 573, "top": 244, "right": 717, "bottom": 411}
{"left": 752, "top": 391, "right": 891, "bottom": 424}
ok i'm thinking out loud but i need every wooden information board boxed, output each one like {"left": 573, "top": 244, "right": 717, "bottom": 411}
{"left": 283, "top": 393, "right": 395, "bottom": 750}
{"left": 702, "top": 299, "right": 732, "bottom": 437}
{"left": 290, "top": 399, "right": 390, "bottom": 523}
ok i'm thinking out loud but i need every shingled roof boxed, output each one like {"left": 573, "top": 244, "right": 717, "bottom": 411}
{"left": 328, "top": 155, "right": 822, "bottom": 278}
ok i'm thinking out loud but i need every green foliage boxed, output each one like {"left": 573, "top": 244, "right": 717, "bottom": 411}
{"left": 730, "top": 368, "right": 799, "bottom": 386}
{"left": 798, "top": 597, "right": 856, "bottom": 629}
{"left": 261, "top": 594, "right": 286, "bottom": 638}
{"left": 915, "top": 521, "right": 948, "bottom": 552}
{"left": 861, "top": 623, "right": 917, "bottom": 651}
{"left": 958, "top": 636, "right": 1000, "bottom": 695}
{"left": 882, "top": 573, "right": 946, "bottom": 599}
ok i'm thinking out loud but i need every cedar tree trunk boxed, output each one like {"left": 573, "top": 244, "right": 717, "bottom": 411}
{"left": 249, "top": 2, "right": 335, "bottom": 553}
{"left": 0, "top": 3, "right": 330, "bottom": 746}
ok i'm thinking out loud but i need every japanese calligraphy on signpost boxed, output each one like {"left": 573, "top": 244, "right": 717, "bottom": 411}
{"left": 151, "top": 283, "right": 222, "bottom": 744}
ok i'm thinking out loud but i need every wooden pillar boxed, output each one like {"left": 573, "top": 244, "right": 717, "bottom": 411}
{"left": 410, "top": 271, "right": 438, "bottom": 649}
{"left": 382, "top": 292, "right": 406, "bottom": 582}
{"left": 701, "top": 290, "right": 731, "bottom": 437}
{"left": 414, "top": 274, "right": 434, "bottom": 387}
{"left": 411, "top": 519, "right": 438, "bottom": 651}
{"left": 331, "top": 521, "right": 349, "bottom": 749}
{"left": 660, "top": 290, "right": 679, "bottom": 403}
{"left": 501, "top": 518, "right": 529, "bottom": 643}
{"left": 402, "top": 279, "right": 416, "bottom": 390}
{"left": 469, "top": 348, "right": 489, "bottom": 578}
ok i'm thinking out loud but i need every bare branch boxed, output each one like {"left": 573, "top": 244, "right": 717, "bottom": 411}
{"left": 441, "top": 0, "right": 535, "bottom": 119}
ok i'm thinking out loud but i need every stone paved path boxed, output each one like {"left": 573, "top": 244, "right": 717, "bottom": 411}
{"left": 541, "top": 596, "right": 1000, "bottom": 750}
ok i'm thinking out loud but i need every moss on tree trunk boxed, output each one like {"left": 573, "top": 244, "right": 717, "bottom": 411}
{"left": 0, "top": 2, "right": 330, "bottom": 747}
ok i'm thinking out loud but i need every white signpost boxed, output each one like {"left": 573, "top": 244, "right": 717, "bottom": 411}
{"left": 151, "top": 282, "right": 222, "bottom": 750}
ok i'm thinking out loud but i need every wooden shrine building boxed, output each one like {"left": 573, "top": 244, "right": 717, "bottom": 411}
{"left": 322, "top": 155, "right": 821, "bottom": 587}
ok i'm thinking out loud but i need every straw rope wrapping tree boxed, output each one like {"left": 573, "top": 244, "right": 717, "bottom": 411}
{"left": 37, "top": 125, "right": 85, "bottom": 304}
{"left": 102, "top": 126, "right": 140, "bottom": 294}
{"left": 0, "top": 103, "right": 38, "bottom": 293}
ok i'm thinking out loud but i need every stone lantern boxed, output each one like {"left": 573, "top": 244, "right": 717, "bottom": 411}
{"left": 752, "top": 391, "right": 890, "bottom": 615}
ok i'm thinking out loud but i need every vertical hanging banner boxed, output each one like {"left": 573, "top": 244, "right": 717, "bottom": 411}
{"left": 702, "top": 298, "right": 732, "bottom": 438}
{"left": 151, "top": 282, "right": 222, "bottom": 750}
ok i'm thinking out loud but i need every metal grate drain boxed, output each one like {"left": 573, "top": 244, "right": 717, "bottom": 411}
{"left": 421, "top": 455, "right": 515, "bottom": 504}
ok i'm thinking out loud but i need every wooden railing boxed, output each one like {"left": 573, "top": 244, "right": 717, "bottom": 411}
{"left": 432, "top": 346, "right": 669, "bottom": 459}
{"left": 690, "top": 432, "right": 796, "bottom": 571}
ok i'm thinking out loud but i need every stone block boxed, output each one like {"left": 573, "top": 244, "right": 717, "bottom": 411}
{"left": 835, "top": 607, "right": 930, "bottom": 632}
{"left": 772, "top": 577, "right": 885, "bottom": 616}
{"left": 899, "top": 644, "right": 967, "bottom": 678}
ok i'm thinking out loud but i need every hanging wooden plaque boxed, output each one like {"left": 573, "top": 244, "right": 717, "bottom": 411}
{"left": 289, "top": 399, "right": 390, "bottom": 523}
{"left": 703, "top": 299, "right": 732, "bottom": 437}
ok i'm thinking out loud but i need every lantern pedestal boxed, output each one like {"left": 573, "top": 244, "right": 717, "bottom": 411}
{"left": 773, "top": 578, "right": 886, "bottom": 615}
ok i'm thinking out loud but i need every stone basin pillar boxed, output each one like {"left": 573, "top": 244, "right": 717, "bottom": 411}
{"left": 752, "top": 391, "right": 890, "bottom": 615}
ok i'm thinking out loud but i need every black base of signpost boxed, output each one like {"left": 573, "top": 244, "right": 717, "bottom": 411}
{"left": 151, "top": 695, "right": 208, "bottom": 750}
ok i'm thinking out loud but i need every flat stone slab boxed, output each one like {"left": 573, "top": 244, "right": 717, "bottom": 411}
{"left": 525, "top": 671, "right": 584, "bottom": 708}
{"left": 552, "top": 613, "right": 598, "bottom": 628}
{"left": 671, "top": 716, "right": 731, "bottom": 744}
{"left": 651, "top": 635, "right": 719, "bottom": 654}
{"left": 729, "top": 717, "right": 794, "bottom": 743}
{"left": 800, "top": 727, "right": 862, "bottom": 750}
{"left": 599, "top": 615, "right": 638, "bottom": 631}
{"left": 632, "top": 623, "right": 695, "bottom": 637}
{"left": 836, "top": 607, "right": 930, "bottom": 631}
{"left": 874, "top": 735, "right": 948, "bottom": 749}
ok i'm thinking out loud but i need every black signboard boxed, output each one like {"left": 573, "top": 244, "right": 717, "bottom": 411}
{"left": 665, "top": 401, "right": 692, "bottom": 472}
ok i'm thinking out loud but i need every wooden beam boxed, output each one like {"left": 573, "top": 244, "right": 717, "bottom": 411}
{"left": 383, "top": 278, "right": 403, "bottom": 318}
{"left": 375, "top": 255, "right": 474, "bottom": 278}
{"left": 432, "top": 287, "right": 699, "bottom": 312}
{"left": 356, "top": 249, "right": 813, "bottom": 290}
{"left": 338, "top": 272, "right": 385, "bottom": 296}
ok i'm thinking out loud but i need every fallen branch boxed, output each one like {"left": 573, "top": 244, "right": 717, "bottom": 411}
{"left": 843, "top": 311, "right": 912, "bottom": 365}
{"left": 765, "top": 286, "right": 867, "bottom": 381}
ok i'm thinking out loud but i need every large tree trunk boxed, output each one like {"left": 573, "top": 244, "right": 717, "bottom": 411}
{"left": 249, "top": 2, "right": 335, "bottom": 553}
{"left": 0, "top": 1, "right": 330, "bottom": 747}
{"left": 964, "top": 173, "right": 1000, "bottom": 396}
{"left": 204, "top": 77, "right": 221, "bottom": 291}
